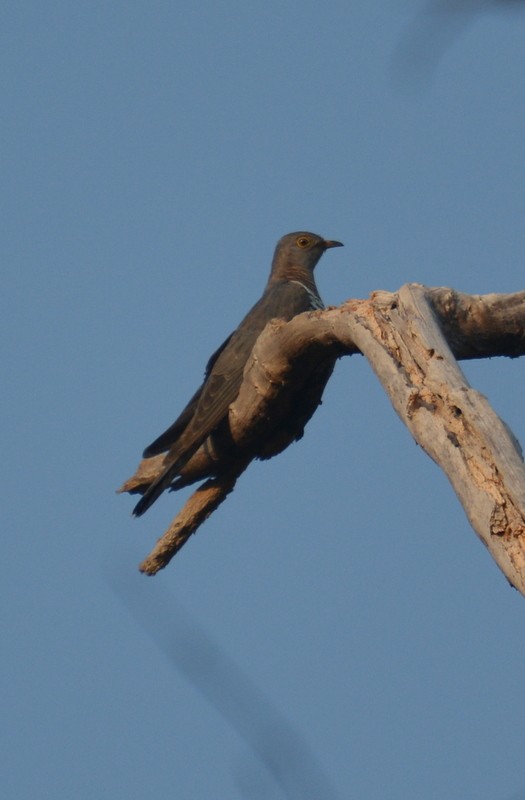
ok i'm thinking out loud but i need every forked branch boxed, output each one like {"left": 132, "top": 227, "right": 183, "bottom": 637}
{"left": 137, "top": 286, "right": 525, "bottom": 591}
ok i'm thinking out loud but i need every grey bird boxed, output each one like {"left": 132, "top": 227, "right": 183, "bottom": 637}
{"left": 130, "top": 231, "right": 343, "bottom": 517}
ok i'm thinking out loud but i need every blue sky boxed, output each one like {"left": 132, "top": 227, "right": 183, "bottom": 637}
{"left": 3, "top": 2, "right": 525, "bottom": 798}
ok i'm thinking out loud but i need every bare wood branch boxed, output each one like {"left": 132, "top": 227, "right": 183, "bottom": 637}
{"left": 139, "top": 460, "right": 250, "bottom": 575}
{"left": 428, "top": 288, "right": 525, "bottom": 360}
{"left": 132, "top": 286, "right": 525, "bottom": 589}
{"left": 348, "top": 286, "right": 525, "bottom": 594}
{"left": 227, "top": 286, "right": 525, "bottom": 594}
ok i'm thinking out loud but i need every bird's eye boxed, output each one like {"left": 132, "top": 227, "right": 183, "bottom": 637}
{"left": 296, "top": 236, "right": 312, "bottom": 248}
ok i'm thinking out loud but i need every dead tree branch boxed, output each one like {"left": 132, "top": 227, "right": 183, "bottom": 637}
{"left": 138, "top": 460, "right": 250, "bottom": 575}
{"left": 134, "top": 286, "right": 525, "bottom": 591}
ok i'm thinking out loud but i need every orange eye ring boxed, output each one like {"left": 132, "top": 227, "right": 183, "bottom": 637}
{"left": 296, "top": 236, "right": 311, "bottom": 248}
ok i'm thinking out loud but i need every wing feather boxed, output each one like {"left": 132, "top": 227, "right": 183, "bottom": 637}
{"left": 133, "top": 281, "right": 319, "bottom": 516}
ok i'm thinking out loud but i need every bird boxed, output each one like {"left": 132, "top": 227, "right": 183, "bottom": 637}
{"left": 127, "top": 231, "right": 343, "bottom": 517}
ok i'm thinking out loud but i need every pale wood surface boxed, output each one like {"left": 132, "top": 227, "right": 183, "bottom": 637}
{"left": 126, "top": 286, "right": 525, "bottom": 587}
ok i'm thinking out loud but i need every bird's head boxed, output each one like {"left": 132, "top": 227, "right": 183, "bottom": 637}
{"left": 270, "top": 231, "right": 343, "bottom": 280}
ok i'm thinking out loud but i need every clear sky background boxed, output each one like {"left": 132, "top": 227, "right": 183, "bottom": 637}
{"left": 3, "top": 2, "right": 525, "bottom": 798}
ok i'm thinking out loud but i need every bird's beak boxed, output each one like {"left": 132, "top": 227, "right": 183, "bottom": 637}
{"left": 323, "top": 239, "right": 344, "bottom": 249}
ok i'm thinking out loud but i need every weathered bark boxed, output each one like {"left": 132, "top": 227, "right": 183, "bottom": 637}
{"left": 132, "top": 286, "right": 525, "bottom": 591}
{"left": 138, "top": 461, "right": 249, "bottom": 575}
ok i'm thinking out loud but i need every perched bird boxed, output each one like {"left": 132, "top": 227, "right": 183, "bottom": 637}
{"left": 127, "top": 231, "right": 343, "bottom": 517}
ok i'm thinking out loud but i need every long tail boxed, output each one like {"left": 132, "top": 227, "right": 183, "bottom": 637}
{"left": 132, "top": 470, "right": 174, "bottom": 517}
{"left": 133, "top": 441, "right": 201, "bottom": 517}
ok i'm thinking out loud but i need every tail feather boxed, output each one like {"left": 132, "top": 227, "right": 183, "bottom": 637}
{"left": 132, "top": 440, "right": 202, "bottom": 517}
{"left": 132, "top": 471, "right": 173, "bottom": 516}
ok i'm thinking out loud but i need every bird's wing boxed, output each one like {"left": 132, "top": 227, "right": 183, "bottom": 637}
{"left": 142, "top": 332, "right": 235, "bottom": 458}
{"left": 142, "top": 386, "right": 202, "bottom": 458}
{"left": 133, "top": 281, "right": 317, "bottom": 516}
